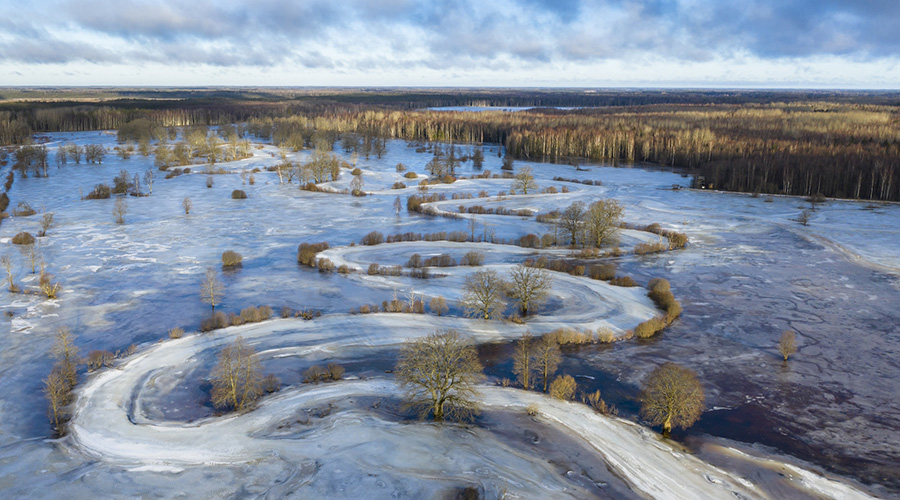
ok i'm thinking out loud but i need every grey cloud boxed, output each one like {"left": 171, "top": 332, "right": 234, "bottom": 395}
{"left": 2, "top": 0, "right": 899, "bottom": 70}
{"left": 0, "top": 38, "right": 122, "bottom": 64}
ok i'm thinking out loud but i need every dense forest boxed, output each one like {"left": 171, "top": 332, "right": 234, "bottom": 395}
{"left": 2, "top": 88, "right": 898, "bottom": 201}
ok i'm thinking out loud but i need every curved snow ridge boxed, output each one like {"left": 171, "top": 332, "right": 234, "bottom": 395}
{"left": 70, "top": 348, "right": 869, "bottom": 500}
{"left": 319, "top": 242, "right": 659, "bottom": 336}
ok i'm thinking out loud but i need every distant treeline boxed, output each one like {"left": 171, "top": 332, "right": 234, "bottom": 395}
{"left": 1, "top": 89, "right": 899, "bottom": 201}
{"left": 251, "top": 103, "right": 900, "bottom": 201}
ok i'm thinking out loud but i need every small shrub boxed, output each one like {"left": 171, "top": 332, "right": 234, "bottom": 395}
{"left": 361, "top": 231, "right": 384, "bottom": 246}
{"left": 327, "top": 362, "right": 345, "bottom": 380}
{"left": 404, "top": 171, "right": 418, "bottom": 179}
{"left": 11, "top": 232, "right": 35, "bottom": 245}
{"left": 263, "top": 374, "right": 280, "bottom": 393}
{"left": 517, "top": 233, "right": 540, "bottom": 248}
{"left": 459, "top": 251, "right": 484, "bottom": 266}
{"left": 367, "top": 263, "right": 380, "bottom": 275}
{"left": 303, "top": 365, "right": 326, "bottom": 383}
{"left": 316, "top": 258, "right": 335, "bottom": 272}
{"left": 87, "top": 350, "right": 115, "bottom": 372}
{"left": 351, "top": 167, "right": 362, "bottom": 176}
{"left": 200, "top": 311, "right": 229, "bottom": 332}
{"left": 221, "top": 250, "right": 243, "bottom": 268}
{"left": 648, "top": 278, "right": 671, "bottom": 294}
{"left": 429, "top": 296, "right": 448, "bottom": 316}
{"left": 12, "top": 202, "right": 36, "bottom": 217}
{"left": 546, "top": 328, "right": 593, "bottom": 345}
{"left": 666, "top": 232, "right": 688, "bottom": 249}
{"left": 85, "top": 184, "right": 111, "bottom": 200}
{"left": 441, "top": 174, "right": 456, "bottom": 184}
{"left": 423, "top": 254, "right": 456, "bottom": 267}
{"left": 589, "top": 263, "right": 617, "bottom": 281}
{"left": 526, "top": 403, "right": 539, "bottom": 416}
{"left": 392, "top": 182, "right": 406, "bottom": 189}
{"left": 297, "top": 242, "right": 329, "bottom": 266}
{"left": 206, "top": 176, "right": 214, "bottom": 188}
{"left": 597, "top": 327, "right": 615, "bottom": 343}
{"left": 337, "top": 264, "right": 351, "bottom": 274}
{"left": 231, "top": 189, "right": 247, "bottom": 199}
{"left": 280, "top": 306, "right": 293, "bottom": 318}
{"left": 609, "top": 276, "right": 638, "bottom": 287}
{"left": 168, "top": 327, "right": 185, "bottom": 339}
{"left": 406, "top": 253, "right": 423, "bottom": 268}
{"left": 584, "top": 390, "right": 617, "bottom": 415}
{"left": 549, "top": 375, "right": 577, "bottom": 400}
{"left": 635, "top": 241, "right": 667, "bottom": 255}
{"left": 635, "top": 316, "right": 667, "bottom": 338}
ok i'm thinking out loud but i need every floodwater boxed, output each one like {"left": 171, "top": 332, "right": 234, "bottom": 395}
{"left": 0, "top": 130, "right": 898, "bottom": 497}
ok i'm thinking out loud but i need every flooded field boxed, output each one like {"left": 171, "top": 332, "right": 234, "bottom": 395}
{"left": 0, "top": 130, "right": 897, "bottom": 498}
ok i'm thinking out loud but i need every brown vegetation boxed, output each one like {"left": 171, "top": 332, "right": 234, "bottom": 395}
{"left": 396, "top": 330, "right": 483, "bottom": 422}
{"left": 640, "top": 363, "right": 705, "bottom": 435}
{"left": 210, "top": 337, "right": 262, "bottom": 412}
{"left": 221, "top": 250, "right": 243, "bottom": 268}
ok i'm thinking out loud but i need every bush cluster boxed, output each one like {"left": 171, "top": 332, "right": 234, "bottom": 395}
{"left": 221, "top": 250, "right": 243, "bottom": 268}
{"left": 297, "top": 242, "right": 330, "bottom": 266}
{"left": 608, "top": 276, "right": 639, "bottom": 287}
{"left": 647, "top": 278, "right": 683, "bottom": 324}
{"left": 546, "top": 328, "right": 594, "bottom": 345}
{"left": 85, "top": 184, "right": 111, "bottom": 199}
{"left": 11, "top": 232, "right": 35, "bottom": 245}
{"left": 361, "top": 231, "right": 384, "bottom": 245}
{"left": 303, "top": 363, "right": 345, "bottom": 383}
{"left": 553, "top": 177, "right": 602, "bottom": 186}
{"left": 86, "top": 350, "right": 115, "bottom": 372}
{"left": 459, "top": 251, "right": 484, "bottom": 266}
{"left": 231, "top": 189, "right": 248, "bottom": 199}
{"left": 634, "top": 241, "right": 668, "bottom": 255}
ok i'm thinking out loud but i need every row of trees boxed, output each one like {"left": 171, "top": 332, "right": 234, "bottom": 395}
{"left": 397, "top": 330, "right": 706, "bottom": 435}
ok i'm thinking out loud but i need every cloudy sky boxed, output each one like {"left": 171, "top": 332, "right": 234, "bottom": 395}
{"left": 1, "top": 0, "right": 898, "bottom": 88}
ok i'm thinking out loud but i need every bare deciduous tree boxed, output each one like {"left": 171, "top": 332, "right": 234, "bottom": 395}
{"left": 350, "top": 174, "right": 364, "bottom": 195}
{"left": 1, "top": 254, "right": 16, "bottom": 292}
{"left": 640, "top": 362, "right": 705, "bottom": 436}
{"left": 113, "top": 197, "right": 127, "bottom": 224}
{"left": 143, "top": 168, "right": 155, "bottom": 193}
{"left": 200, "top": 266, "right": 224, "bottom": 310}
{"left": 461, "top": 270, "right": 507, "bottom": 320}
{"left": 51, "top": 326, "right": 79, "bottom": 390}
{"left": 429, "top": 296, "right": 448, "bottom": 316}
{"left": 778, "top": 330, "right": 798, "bottom": 361}
{"left": 393, "top": 196, "right": 402, "bottom": 215}
{"left": 586, "top": 199, "right": 624, "bottom": 248}
{"left": 44, "top": 368, "right": 69, "bottom": 433}
{"left": 39, "top": 212, "right": 54, "bottom": 237}
{"left": 507, "top": 265, "right": 551, "bottom": 316}
{"left": 560, "top": 201, "right": 586, "bottom": 247}
{"left": 513, "top": 333, "right": 536, "bottom": 390}
{"left": 183, "top": 197, "right": 192, "bottom": 215}
{"left": 395, "top": 330, "right": 484, "bottom": 422}
{"left": 535, "top": 336, "right": 561, "bottom": 393}
{"left": 512, "top": 166, "right": 538, "bottom": 194}
{"left": 210, "top": 336, "right": 263, "bottom": 412}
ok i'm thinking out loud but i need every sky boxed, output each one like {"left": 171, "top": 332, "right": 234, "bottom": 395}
{"left": 1, "top": 0, "right": 899, "bottom": 88}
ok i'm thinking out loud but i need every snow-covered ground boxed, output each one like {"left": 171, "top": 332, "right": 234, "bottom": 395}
{"left": 0, "top": 130, "right": 897, "bottom": 498}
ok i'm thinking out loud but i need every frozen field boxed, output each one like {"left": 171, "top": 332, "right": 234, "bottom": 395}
{"left": 0, "top": 130, "right": 898, "bottom": 498}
